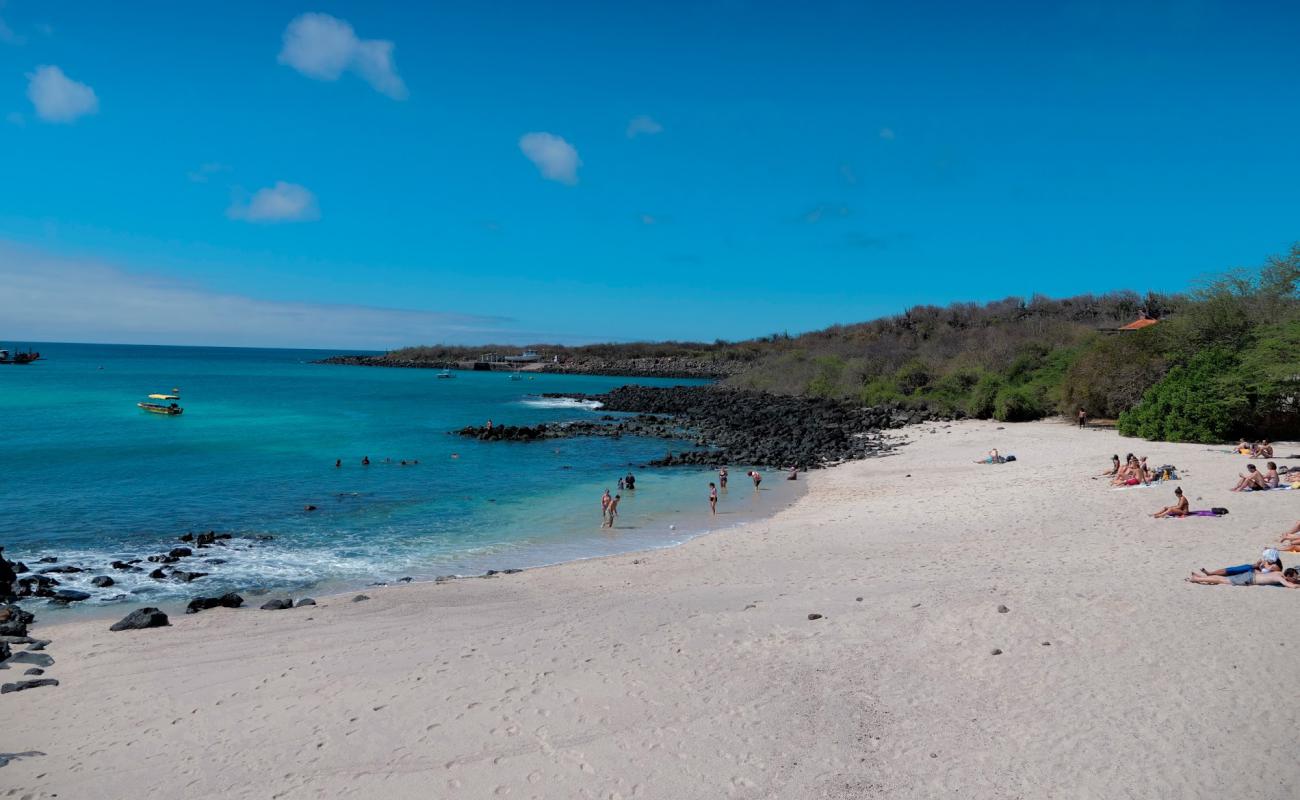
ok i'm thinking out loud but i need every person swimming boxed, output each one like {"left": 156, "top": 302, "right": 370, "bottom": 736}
{"left": 361, "top": 456, "right": 370, "bottom": 466}
{"left": 1153, "top": 486, "right": 1189, "bottom": 518}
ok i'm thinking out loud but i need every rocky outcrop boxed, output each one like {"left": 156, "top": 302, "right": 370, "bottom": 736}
{"left": 109, "top": 607, "right": 170, "bottom": 632}
{"left": 185, "top": 593, "right": 244, "bottom": 614}
{"left": 317, "top": 354, "right": 744, "bottom": 379}
{"left": 459, "top": 386, "right": 931, "bottom": 469}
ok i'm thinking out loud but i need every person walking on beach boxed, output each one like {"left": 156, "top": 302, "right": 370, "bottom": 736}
{"left": 719, "top": 467, "right": 728, "bottom": 489}
{"left": 709, "top": 482, "right": 718, "bottom": 514}
{"left": 1077, "top": 407, "right": 1087, "bottom": 428}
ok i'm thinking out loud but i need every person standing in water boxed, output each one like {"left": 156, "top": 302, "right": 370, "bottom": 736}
{"left": 748, "top": 470, "right": 762, "bottom": 489}
{"left": 625, "top": 473, "right": 635, "bottom": 491}
{"left": 604, "top": 494, "right": 621, "bottom": 528}
{"left": 601, "top": 488, "right": 612, "bottom": 522}
{"left": 708, "top": 482, "right": 718, "bottom": 514}
{"left": 719, "top": 466, "right": 728, "bottom": 489}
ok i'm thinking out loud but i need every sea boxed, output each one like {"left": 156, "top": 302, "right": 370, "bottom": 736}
{"left": 0, "top": 343, "right": 802, "bottom": 615}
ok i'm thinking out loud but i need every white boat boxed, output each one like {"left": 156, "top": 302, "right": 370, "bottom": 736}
{"left": 437, "top": 370, "right": 455, "bottom": 379}
{"left": 509, "top": 372, "right": 522, "bottom": 381}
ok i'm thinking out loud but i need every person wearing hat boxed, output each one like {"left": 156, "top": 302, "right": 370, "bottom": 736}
{"left": 1196, "top": 549, "right": 1284, "bottom": 584}
{"left": 1152, "top": 486, "right": 1189, "bottom": 518}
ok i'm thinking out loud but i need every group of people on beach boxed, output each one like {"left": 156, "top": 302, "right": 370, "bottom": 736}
{"left": 1238, "top": 439, "right": 1274, "bottom": 458}
{"left": 1104, "top": 440, "right": 1300, "bottom": 588}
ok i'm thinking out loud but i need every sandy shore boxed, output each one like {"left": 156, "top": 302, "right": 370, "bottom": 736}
{"left": 5, "top": 420, "right": 1300, "bottom": 799}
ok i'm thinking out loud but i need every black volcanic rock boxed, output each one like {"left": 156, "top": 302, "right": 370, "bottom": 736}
{"left": 110, "top": 607, "right": 169, "bottom": 631}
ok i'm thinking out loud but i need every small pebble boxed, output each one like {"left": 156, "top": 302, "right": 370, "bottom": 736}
{"left": 855, "top": 597, "right": 863, "bottom": 602}
{"left": 997, "top": 605, "right": 1009, "bottom": 614}
{"left": 807, "top": 613, "right": 823, "bottom": 621}
{"left": 991, "top": 648, "right": 1003, "bottom": 656}
{"left": 1041, "top": 641, "right": 1051, "bottom": 646}
{"left": 352, "top": 594, "right": 370, "bottom": 602}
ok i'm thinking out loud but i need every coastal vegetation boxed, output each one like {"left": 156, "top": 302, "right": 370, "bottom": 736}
{"left": 359, "top": 244, "right": 1300, "bottom": 443}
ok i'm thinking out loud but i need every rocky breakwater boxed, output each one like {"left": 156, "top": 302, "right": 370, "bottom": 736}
{"left": 459, "top": 386, "right": 935, "bottom": 468}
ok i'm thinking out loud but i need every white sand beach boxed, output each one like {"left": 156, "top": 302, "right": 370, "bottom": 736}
{"left": 5, "top": 420, "right": 1299, "bottom": 799}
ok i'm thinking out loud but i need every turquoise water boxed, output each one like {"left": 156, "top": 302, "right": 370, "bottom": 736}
{"left": 0, "top": 343, "right": 801, "bottom": 612}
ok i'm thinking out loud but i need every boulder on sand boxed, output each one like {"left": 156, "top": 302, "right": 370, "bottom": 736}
{"left": 260, "top": 598, "right": 293, "bottom": 610}
{"left": 109, "top": 607, "right": 170, "bottom": 632}
{"left": 1, "top": 678, "right": 59, "bottom": 694}
{"left": 185, "top": 593, "right": 244, "bottom": 614}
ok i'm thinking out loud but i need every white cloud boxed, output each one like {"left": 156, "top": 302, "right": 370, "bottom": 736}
{"left": 879, "top": 127, "right": 895, "bottom": 140}
{"left": 227, "top": 181, "right": 320, "bottom": 223}
{"left": 278, "top": 13, "right": 408, "bottom": 100}
{"left": 626, "top": 114, "right": 663, "bottom": 138}
{"left": 0, "top": 242, "right": 515, "bottom": 349}
{"left": 187, "top": 162, "right": 230, "bottom": 183}
{"left": 26, "top": 65, "right": 98, "bottom": 123}
{"left": 519, "top": 132, "right": 581, "bottom": 185}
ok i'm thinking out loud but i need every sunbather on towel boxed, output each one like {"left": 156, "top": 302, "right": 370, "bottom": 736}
{"left": 1199, "top": 549, "right": 1283, "bottom": 577}
{"left": 1112, "top": 455, "right": 1149, "bottom": 486}
{"left": 1277, "top": 521, "right": 1300, "bottom": 551}
{"left": 1231, "top": 463, "right": 1269, "bottom": 492}
{"left": 1262, "top": 461, "right": 1281, "bottom": 489}
{"left": 1186, "top": 567, "right": 1299, "bottom": 588}
{"left": 1152, "top": 487, "right": 1189, "bottom": 518}
{"left": 975, "top": 449, "right": 1005, "bottom": 464}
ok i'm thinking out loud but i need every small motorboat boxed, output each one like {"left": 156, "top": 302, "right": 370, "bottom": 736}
{"left": 509, "top": 372, "right": 522, "bottom": 381}
{"left": 140, "top": 388, "right": 183, "bottom": 415}
{"left": 0, "top": 347, "right": 40, "bottom": 364}
{"left": 139, "top": 401, "right": 184, "bottom": 415}
{"left": 436, "top": 370, "right": 455, "bottom": 379}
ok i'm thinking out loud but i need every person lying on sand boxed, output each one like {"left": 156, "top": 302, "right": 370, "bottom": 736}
{"left": 1231, "top": 464, "right": 1269, "bottom": 492}
{"left": 1276, "top": 521, "right": 1300, "bottom": 551}
{"left": 1237, "top": 440, "right": 1253, "bottom": 455}
{"left": 976, "top": 449, "right": 1006, "bottom": 464}
{"left": 1153, "top": 487, "right": 1189, "bottom": 518}
{"left": 1199, "top": 549, "right": 1283, "bottom": 578}
{"left": 1185, "top": 567, "right": 1300, "bottom": 588}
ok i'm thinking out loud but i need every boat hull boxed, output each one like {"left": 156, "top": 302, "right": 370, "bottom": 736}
{"left": 138, "top": 402, "right": 184, "bottom": 415}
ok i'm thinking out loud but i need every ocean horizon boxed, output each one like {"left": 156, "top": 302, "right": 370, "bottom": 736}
{"left": 0, "top": 342, "right": 801, "bottom": 615}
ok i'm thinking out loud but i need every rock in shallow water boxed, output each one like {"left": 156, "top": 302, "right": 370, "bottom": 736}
{"left": 109, "top": 607, "right": 169, "bottom": 632}
{"left": 90, "top": 576, "right": 115, "bottom": 588}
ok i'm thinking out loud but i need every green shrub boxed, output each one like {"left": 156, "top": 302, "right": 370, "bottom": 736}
{"left": 1117, "top": 349, "right": 1250, "bottom": 442}
{"left": 967, "top": 374, "right": 1003, "bottom": 419}
{"left": 994, "top": 384, "right": 1047, "bottom": 422}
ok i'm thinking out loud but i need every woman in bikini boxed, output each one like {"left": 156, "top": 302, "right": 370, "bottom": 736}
{"left": 1153, "top": 487, "right": 1189, "bottom": 518}
{"left": 708, "top": 482, "right": 718, "bottom": 514}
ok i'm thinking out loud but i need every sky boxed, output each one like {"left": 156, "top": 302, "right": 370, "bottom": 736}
{"left": 1, "top": 0, "right": 1299, "bottom": 349}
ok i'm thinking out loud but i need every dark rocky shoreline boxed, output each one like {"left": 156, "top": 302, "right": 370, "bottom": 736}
{"left": 458, "top": 385, "right": 938, "bottom": 469}
{"left": 317, "top": 354, "right": 740, "bottom": 379}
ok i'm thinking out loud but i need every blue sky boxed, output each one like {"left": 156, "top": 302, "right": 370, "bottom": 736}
{"left": 1, "top": 0, "right": 1298, "bottom": 348}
